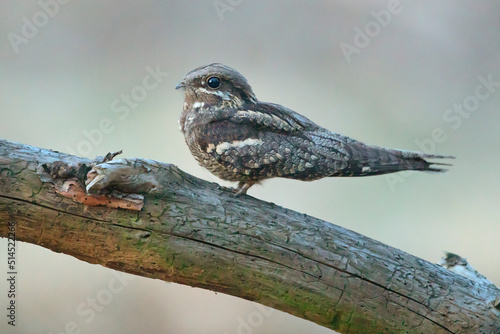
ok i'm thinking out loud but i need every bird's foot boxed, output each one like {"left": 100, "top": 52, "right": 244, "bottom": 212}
{"left": 234, "top": 181, "right": 255, "bottom": 196}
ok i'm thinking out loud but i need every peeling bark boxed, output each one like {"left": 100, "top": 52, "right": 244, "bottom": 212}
{"left": 0, "top": 138, "right": 498, "bottom": 333}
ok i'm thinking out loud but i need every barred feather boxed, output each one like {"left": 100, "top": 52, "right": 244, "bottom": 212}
{"left": 176, "top": 63, "right": 454, "bottom": 194}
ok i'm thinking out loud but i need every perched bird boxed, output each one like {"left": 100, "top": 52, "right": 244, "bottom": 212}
{"left": 175, "top": 63, "right": 453, "bottom": 195}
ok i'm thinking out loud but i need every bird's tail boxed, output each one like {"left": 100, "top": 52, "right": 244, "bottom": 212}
{"left": 339, "top": 145, "right": 455, "bottom": 177}
{"left": 382, "top": 148, "right": 455, "bottom": 173}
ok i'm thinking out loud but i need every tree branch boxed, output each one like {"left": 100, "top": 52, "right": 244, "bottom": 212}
{"left": 0, "top": 138, "right": 498, "bottom": 333}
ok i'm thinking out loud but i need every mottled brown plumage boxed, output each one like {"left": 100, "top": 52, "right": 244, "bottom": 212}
{"left": 176, "top": 63, "right": 454, "bottom": 195}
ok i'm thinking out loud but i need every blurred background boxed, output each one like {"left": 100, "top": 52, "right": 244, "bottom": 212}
{"left": 0, "top": 1, "right": 499, "bottom": 333}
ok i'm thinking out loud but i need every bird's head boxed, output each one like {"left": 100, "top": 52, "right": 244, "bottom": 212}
{"left": 175, "top": 63, "right": 257, "bottom": 110}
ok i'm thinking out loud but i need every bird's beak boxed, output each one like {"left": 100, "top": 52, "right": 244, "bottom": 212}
{"left": 175, "top": 81, "right": 186, "bottom": 90}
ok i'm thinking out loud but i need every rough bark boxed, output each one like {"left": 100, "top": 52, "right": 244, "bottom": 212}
{"left": 0, "top": 138, "right": 498, "bottom": 334}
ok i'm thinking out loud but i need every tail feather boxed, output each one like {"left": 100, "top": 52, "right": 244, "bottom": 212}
{"left": 340, "top": 145, "right": 455, "bottom": 176}
{"left": 382, "top": 148, "right": 455, "bottom": 161}
{"left": 424, "top": 160, "right": 453, "bottom": 173}
{"left": 383, "top": 149, "right": 455, "bottom": 173}
{"left": 389, "top": 148, "right": 455, "bottom": 173}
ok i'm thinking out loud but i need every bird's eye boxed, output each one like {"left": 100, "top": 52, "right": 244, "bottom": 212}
{"left": 207, "top": 76, "right": 221, "bottom": 89}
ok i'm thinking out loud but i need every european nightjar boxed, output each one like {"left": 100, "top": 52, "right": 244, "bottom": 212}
{"left": 176, "top": 63, "right": 454, "bottom": 195}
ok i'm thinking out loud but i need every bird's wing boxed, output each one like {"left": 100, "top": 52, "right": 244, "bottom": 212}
{"left": 200, "top": 103, "right": 453, "bottom": 180}
{"left": 195, "top": 104, "right": 351, "bottom": 180}
{"left": 228, "top": 102, "right": 315, "bottom": 134}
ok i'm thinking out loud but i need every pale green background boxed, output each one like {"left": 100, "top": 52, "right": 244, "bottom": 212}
{"left": 0, "top": 1, "right": 499, "bottom": 333}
